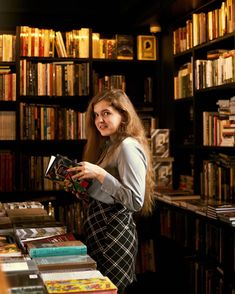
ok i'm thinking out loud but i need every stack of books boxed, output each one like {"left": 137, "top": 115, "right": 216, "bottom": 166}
{"left": 217, "top": 210, "right": 235, "bottom": 226}
{"left": 23, "top": 231, "right": 97, "bottom": 273}
{"left": 0, "top": 200, "right": 118, "bottom": 293}
{"left": 206, "top": 200, "right": 235, "bottom": 219}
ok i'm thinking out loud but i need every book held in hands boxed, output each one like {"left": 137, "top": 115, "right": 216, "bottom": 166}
{"left": 45, "top": 154, "right": 91, "bottom": 194}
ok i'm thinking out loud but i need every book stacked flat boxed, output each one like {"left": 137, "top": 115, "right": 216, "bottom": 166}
{"left": 0, "top": 243, "right": 48, "bottom": 293}
{"left": 27, "top": 239, "right": 87, "bottom": 258}
{"left": 24, "top": 232, "right": 87, "bottom": 261}
{"left": 16, "top": 225, "right": 67, "bottom": 248}
{"left": 41, "top": 270, "right": 118, "bottom": 294}
{"left": 33, "top": 254, "right": 97, "bottom": 272}
{"left": 25, "top": 232, "right": 97, "bottom": 273}
{"left": 216, "top": 210, "right": 235, "bottom": 226}
{"left": 0, "top": 233, "right": 23, "bottom": 259}
{"left": 207, "top": 200, "right": 235, "bottom": 219}
{"left": 6, "top": 271, "right": 48, "bottom": 294}
{"left": 1, "top": 258, "right": 39, "bottom": 274}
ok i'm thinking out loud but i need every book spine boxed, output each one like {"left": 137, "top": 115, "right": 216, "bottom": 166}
{"left": 29, "top": 246, "right": 87, "bottom": 258}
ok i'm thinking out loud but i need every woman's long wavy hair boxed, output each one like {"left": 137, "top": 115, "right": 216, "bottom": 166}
{"left": 83, "top": 89, "right": 155, "bottom": 216}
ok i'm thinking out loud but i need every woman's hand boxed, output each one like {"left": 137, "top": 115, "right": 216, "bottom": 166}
{"left": 67, "top": 161, "right": 107, "bottom": 184}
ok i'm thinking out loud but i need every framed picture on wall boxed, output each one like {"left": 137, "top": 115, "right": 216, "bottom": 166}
{"left": 137, "top": 35, "right": 157, "bottom": 60}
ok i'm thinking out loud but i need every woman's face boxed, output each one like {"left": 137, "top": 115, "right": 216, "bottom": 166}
{"left": 94, "top": 100, "right": 123, "bottom": 138}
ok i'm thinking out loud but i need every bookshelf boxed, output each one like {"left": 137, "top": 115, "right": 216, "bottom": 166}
{"left": 170, "top": 0, "right": 235, "bottom": 198}
{"left": 0, "top": 25, "right": 159, "bottom": 235}
{"left": 157, "top": 0, "right": 235, "bottom": 293}
{"left": 154, "top": 196, "right": 235, "bottom": 294}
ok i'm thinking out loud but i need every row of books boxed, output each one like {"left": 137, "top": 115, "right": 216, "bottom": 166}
{"left": 20, "top": 26, "right": 89, "bottom": 58}
{"left": 0, "top": 200, "right": 118, "bottom": 293}
{"left": 20, "top": 60, "right": 89, "bottom": 97}
{"left": 20, "top": 103, "right": 87, "bottom": 140}
{"left": 173, "top": 0, "right": 235, "bottom": 54}
{"left": 19, "top": 26, "right": 157, "bottom": 61}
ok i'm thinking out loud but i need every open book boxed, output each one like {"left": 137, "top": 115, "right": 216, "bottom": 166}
{"left": 45, "top": 154, "right": 91, "bottom": 195}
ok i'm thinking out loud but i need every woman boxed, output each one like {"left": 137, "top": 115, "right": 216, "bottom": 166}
{"left": 65, "top": 89, "right": 155, "bottom": 294}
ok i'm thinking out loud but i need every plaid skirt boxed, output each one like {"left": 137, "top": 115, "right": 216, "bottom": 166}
{"left": 83, "top": 199, "right": 138, "bottom": 291}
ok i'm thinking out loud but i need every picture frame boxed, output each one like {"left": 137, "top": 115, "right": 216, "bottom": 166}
{"left": 137, "top": 35, "right": 157, "bottom": 60}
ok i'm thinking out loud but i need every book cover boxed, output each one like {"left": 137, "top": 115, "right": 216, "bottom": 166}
{"left": 116, "top": 34, "right": 133, "bottom": 60}
{"left": 23, "top": 232, "right": 77, "bottom": 251}
{"left": 33, "top": 254, "right": 97, "bottom": 272}
{"left": 6, "top": 271, "right": 48, "bottom": 293}
{"left": 137, "top": 35, "right": 157, "bottom": 60}
{"left": 44, "top": 276, "right": 117, "bottom": 294}
{"left": 0, "top": 233, "right": 22, "bottom": 257}
{"left": 6, "top": 207, "right": 48, "bottom": 217}
{"left": 45, "top": 154, "right": 91, "bottom": 194}
{"left": 162, "top": 192, "right": 201, "bottom": 201}
{"left": 41, "top": 270, "right": 104, "bottom": 281}
{"left": 1, "top": 258, "right": 39, "bottom": 274}
{"left": 3, "top": 201, "right": 44, "bottom": 210}
{"left": 151, "top": 128, "right": 170, "bottom": 158}
{"left": 24, "top": 232, "right": 77, "bottom": 245}
{"left": 27, "top": 240, "right": 87, "bottom": 258}
{"left": 0, "top": 242, "right": 22, "bottom": 257}
{"left": 10, "top": 214, "right": 55, "bottom": 226}
{"left": 217, "top": 210, "right": 235, "bottom": 224}
{"left": 6, "top": 205, "right": 54, "bottom": 227}
{"left": 41, "top": 270, "right": 117, "bottom": 294}
{"left": 15, "top": 225, "right": 67, "bottom": 241}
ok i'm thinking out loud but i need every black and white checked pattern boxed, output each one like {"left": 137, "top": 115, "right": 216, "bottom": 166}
{"left": 84, "top": 199, "right": 137, "bottom": 292}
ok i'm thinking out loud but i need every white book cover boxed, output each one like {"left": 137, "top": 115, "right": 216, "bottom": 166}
{"left": 41, "top": 269, "right": 103, "bottom": 281}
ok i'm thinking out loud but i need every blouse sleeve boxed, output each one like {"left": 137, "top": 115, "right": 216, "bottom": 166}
{"left": 87, "top": 138, "right": 147, "bottom": 212}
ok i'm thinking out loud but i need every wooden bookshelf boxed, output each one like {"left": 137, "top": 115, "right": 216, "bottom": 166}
{"left": 159, "top": 0, "right": 235, "bottom": 293}
{"left": 0, "top": 25, "right": 159, "bottom": 238}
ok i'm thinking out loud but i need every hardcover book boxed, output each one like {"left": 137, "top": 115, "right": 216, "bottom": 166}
{"left": 44, "top": 276, "right": 117, "bottom": 294}
{"left": 0, "top": 234, "right": 23, "bottom": 258}
{"left": 137, "top": 35, "right": 157, "bottom": 60}
{"left": 27, "top": 240, "right": 87, "bottom": 258}
{"left": 41, "top": 269, "right": 104, "bottom": 281}
{"left": 1, "top": 258, "right": 39, "bottom": 274}
{"left": 6, "top": 271, "right": 48, "bottom": 294}
{"left": 24, "top": 232, "right": 77, "bottom": 245}
{"left": 0, "top": 243, "right": 23, "bottom": 257}
{"left": 41, "top": 270, "right": 117, "bottom": 294}
{"left": 23, "top": 232, "right": 77, "bottom": 251}
{"left": 15, "top": 225, "right": 67, "bottom": 242}
{"left": 160, "top": 191, "right": 201, "bottom": 201}
{"left": 33, "top": 254, "right": 97, "bottom": 272}
{"left": 116, "top": 34, "right": 133, "bottom": 60}
{"left": 6, "top": 207, "right": 48, "bottom": 217}
{"left": 45, "top": 154, "right": 91, "bottom": 194}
